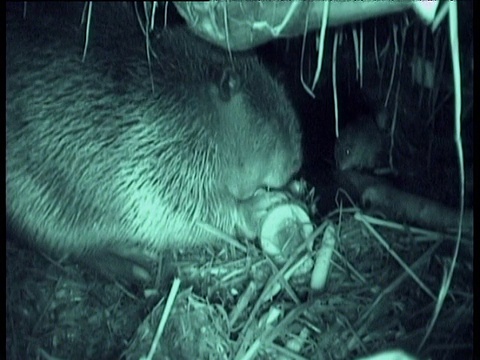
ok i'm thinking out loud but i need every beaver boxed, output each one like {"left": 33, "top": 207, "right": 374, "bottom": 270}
{"left": 6, "top": 15, "right": 302, "bottom": 280}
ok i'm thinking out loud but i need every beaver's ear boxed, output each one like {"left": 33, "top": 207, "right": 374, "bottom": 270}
{"left": 218, "top": 68, "right": 242, "bottom": 102}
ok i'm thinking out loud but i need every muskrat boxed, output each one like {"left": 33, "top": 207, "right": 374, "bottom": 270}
{"left": 334, "top": 115, "right": 388, "bottom": 172}
{"left": 334, "top": 112, "right": 473, "bottom": 209}
{"left": 6, "top": 15, "right": 302, "bottom": 279}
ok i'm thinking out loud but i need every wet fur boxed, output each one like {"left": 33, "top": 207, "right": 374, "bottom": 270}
{"left": 6, "top": 20, "right": 302, "bottom": 256}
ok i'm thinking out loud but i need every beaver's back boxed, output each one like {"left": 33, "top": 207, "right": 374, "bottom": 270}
{"left": 6, "top": 17, "right": 302, "bottom": 256}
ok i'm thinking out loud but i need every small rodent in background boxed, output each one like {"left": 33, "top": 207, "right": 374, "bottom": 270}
{"left": 334, "top": 114, "right": 388, "bottom": 172}
{"left": 6, "top": 16, "right": 302, "bottom": 280}
{"left": 334, "top": 111, "right": 472, "bottom": 209}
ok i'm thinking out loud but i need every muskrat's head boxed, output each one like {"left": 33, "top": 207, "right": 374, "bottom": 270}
{"left": 335, "top": 115, "right": 387, "bottom": 172}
